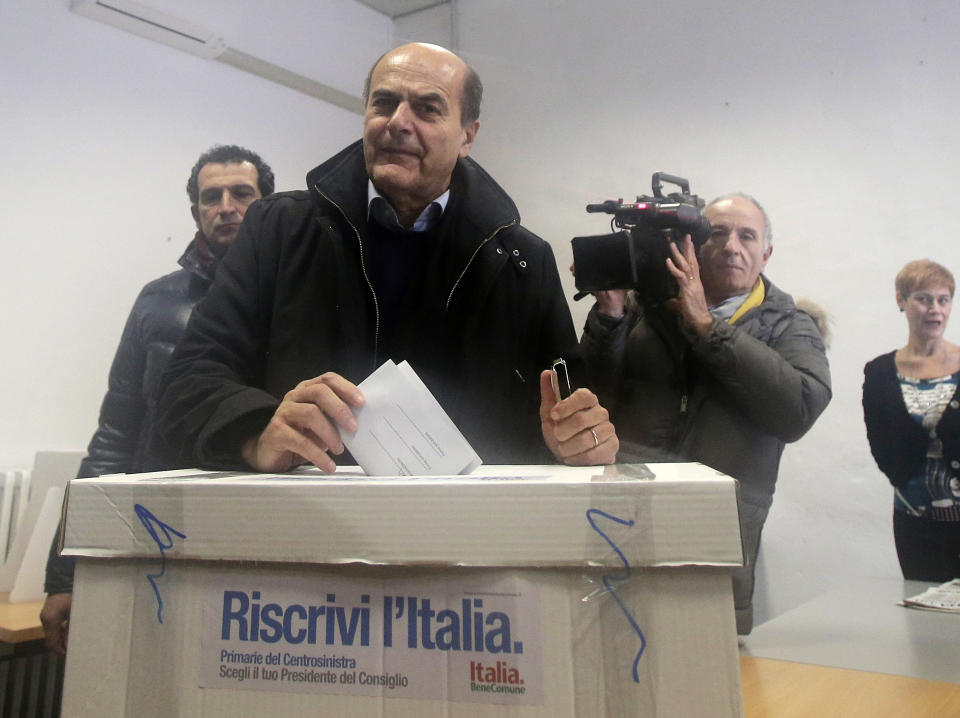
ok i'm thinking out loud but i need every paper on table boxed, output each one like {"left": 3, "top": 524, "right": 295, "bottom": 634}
{"left": 340, "top": 360, "right": 482, "bottom": 476}
{"left": 900, "top": 578, "right": 960, "bottom": 613}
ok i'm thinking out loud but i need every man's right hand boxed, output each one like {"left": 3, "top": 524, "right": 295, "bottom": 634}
{"left": 39, "top": 592, "right": 72, "bottom": 656}
{"left": 241, "top": 373, "right": 365, "bottom": 473}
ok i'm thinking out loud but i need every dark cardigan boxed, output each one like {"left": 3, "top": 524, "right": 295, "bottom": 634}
{"left": 863, "top": 350, "right": 960, "bottom": 488}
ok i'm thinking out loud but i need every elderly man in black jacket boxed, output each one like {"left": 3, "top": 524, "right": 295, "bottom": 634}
{"left": 157, "top": 43, "right": 618, "bottom": 478}
{"left": 40, "top": 145, "right": 274, "bottom": 655}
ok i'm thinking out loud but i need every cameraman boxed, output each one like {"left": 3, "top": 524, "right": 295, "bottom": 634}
{"left": 580, "top": 193, "right": 832, "bottom": 634}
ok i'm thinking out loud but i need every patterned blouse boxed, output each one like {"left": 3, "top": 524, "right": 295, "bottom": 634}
{"left": 895, "top": 371, "right": 960, "bottom": 520}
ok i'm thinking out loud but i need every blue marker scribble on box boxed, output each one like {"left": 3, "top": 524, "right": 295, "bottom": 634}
{"left": 586, "top": 508, "right": 646, "bottom": 683}
{"left": 134, "top": 503, "right": 186, "bottom": 624}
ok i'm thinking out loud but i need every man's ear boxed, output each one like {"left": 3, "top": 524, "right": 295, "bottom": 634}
{"left": 459, "top": 120, "right": 480, "bottom": 158}
{"left": 896, "top": 292, "right": 905, "bottom": 311}
{"left": 760, "top": 244, "right": 773, "bottom": 269}
{"left": 191, "top": 204, "right": 201, "bottom": 229}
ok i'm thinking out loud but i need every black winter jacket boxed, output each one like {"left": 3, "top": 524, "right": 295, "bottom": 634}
{"left": 45, "top": 237, "right": 218, "bottom": 594}
{"left": 158, "top": 141, "right": 580, "bottom": 468}
{"left": 75, "top": 237, "right": 217, "bottom": 478}
{"left": 863, "top": 350, "right": 960, "bottom": 488}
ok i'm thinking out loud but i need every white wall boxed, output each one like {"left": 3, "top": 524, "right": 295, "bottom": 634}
{"left": 5, "top": 0, "right": 960, "bottom": 624}
{"left": 0, "top": 0, "right": 391, "bottom": 468}
{"left": 395, "top": 0, "right": 960, "bottom": 622}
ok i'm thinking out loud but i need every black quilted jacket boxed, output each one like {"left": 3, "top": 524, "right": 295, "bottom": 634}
{"left": 45, "top": 236, "right": 218, "bottom": 593}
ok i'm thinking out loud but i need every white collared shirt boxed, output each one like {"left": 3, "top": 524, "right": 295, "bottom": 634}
{"left": 367, "top": 180, "right": 450, "bottom": 232}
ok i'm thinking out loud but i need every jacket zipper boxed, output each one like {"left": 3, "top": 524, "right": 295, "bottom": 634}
{"left": 445, "top": 220, "right": 517, "bottom": 311}
{"left": 314, "top": 187, "right": 381, "bottom": 365}
{"left": 676, "top": 342, "right": 691, "bottom": 445}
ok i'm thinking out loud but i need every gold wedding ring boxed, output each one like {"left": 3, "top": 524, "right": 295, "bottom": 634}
{"left": 590, "top": 428, "right": 599, "bottom": 448}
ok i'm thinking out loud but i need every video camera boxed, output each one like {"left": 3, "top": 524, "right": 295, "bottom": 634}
{"left": 572, "top": 173, "right": 711, "bottom": 306}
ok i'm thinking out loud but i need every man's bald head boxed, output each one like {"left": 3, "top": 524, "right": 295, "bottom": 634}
{"left": 362, "top": 43, "right": 482, "bottom": 127}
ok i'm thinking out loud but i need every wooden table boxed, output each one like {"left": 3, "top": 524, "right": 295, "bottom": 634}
{"left": 0, "top": 592, "right": 45, "bottom": 643}
{"left": 741, "top": 656, "right": 960, "bottom": 717}
{"left": 740, "top": 578, "right": 960, "bottom": 717}
{"left": 741, "top": 578, "right": 960, "bottom": 685}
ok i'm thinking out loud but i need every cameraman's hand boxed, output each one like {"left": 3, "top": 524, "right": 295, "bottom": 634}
{"left": 568, "top": 263, "right": 627, "bottom": 319}
{"left": 665, "top": 235, "right": 713, "bottom": 336}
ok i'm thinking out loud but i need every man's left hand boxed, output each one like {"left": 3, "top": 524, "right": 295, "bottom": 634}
{"left": 539, "top": 370, "right": 618, "bottom": 465}
{"left": 39, "top": 592, "right": 72, "bottom": 656}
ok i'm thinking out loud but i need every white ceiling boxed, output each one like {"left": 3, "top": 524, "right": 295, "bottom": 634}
{"left": 354, "top": 0, "right": 448, "bottom": 19}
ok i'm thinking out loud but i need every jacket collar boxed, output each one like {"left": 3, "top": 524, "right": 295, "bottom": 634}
{"left": 177, "top": 231, "right": 218, "bottom": 283}
{"left": 752, "top": 275, "right": 793, "bottom": 314}
{"left": 730, "top": 275, "right": 801, "bottom": 338}
{"left": 306, "top": 140, "right": 521, "bottom": 237}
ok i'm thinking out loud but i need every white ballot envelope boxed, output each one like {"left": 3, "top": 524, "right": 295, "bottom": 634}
{"left": 340, "top": 360, "right": 482, "bottom": 476}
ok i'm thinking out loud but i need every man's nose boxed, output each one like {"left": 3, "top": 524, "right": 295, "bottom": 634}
{"left": 712, "top": 234, "right": 734, "bottom": 253}
{"left": 723, "top": 232, "right": 745, "bottom": 253}
{"left": 217, "top": 191, "right": 239, "bottom": 214}
{"left": 386, "top": 102, "right": 414, "bottom": 132}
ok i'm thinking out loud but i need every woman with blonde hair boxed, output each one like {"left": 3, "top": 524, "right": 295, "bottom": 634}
{"left": 863, "top": 259, "right": 960, "bottom": 580}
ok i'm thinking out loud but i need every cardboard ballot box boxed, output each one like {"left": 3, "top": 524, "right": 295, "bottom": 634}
{"left": 59, "top": 463, "right": 744, "bottom": 717}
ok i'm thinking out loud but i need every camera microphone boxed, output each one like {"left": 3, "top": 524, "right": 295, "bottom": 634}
{"left": 586, "top": 200, "right": 622, "bottom": 213}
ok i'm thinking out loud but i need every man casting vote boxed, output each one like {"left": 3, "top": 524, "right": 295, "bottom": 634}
{"left": 158, "top": 43, "right": 617, "bottom": 471}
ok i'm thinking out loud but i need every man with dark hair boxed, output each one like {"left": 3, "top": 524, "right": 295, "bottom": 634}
{"left": 186, "top": 145, "right": 276, "bottom": 212}
{"left": 40, "top": 145, "right": 274, "bottom": 655}
{"left": 581, "top": 193, "right": 831, "bottom": 634}
{"left": 157, "top": 43, "right": 617, "bottom": 481}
